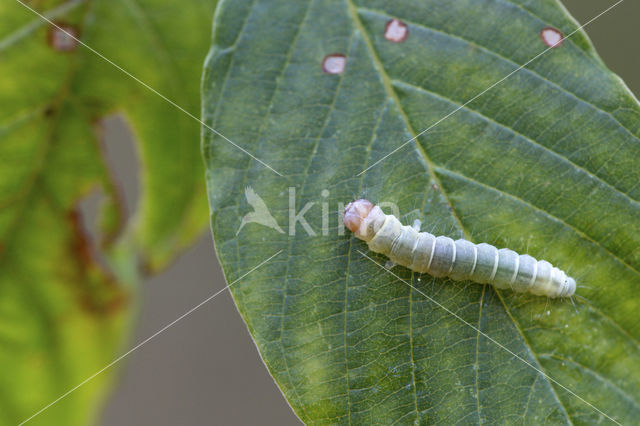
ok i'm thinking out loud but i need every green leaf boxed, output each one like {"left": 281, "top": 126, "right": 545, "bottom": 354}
{"left": 202, "top": 0, "right": 640, "bottom": 423}
{"left": 0, "top": 0, "right": 215, "bottom": 423}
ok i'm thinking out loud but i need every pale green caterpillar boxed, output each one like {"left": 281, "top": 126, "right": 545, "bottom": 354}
{"left": 344, "top": 199, "right": 576, "bottom": 298}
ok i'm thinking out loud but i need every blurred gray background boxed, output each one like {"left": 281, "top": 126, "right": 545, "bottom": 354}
{"left": 99, "top": 1, "right": 640, "bottom": 425}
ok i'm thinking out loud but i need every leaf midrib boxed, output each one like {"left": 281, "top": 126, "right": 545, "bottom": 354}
{"left": 346, "top": 0, "right": 575, "bottom": 420}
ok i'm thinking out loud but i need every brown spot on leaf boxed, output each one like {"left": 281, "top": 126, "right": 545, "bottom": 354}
{"left": 69, "top": 209, "right": 93, "bottom": 266}
{"left": 47, "top": 22, "right": 79, "bottom": 52}
{"left": 322, "top": 54, "right": 346, "bottom": 74}
{"left": 540, "top": 27, "right": 563, "bottom": 48}
{"left": 384, "top": 19, "right": 409, "bottom": 43}
{"left": 432, "top": 183, "right": 439, "bottom": 191}
{"left": 68, "top": 207, "right": 128, "bottom": 315}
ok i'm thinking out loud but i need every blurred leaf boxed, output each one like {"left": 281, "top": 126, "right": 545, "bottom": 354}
{"left": 202, "top": 0, "right": 640, "bottom": 423}
{"left": 0, "top": 0, "right": 215, "bottom": 423}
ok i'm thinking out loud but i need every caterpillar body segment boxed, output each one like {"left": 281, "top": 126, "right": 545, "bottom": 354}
{"left": 344, "top": 199, "right": 576, "bottom": 298}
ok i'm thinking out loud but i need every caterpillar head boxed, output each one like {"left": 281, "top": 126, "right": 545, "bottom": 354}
{"left": 344, "top": 199, "right": 387, "bottom": 242}
{"left": 344, "top": 199, "right": 373, "bottom": 232}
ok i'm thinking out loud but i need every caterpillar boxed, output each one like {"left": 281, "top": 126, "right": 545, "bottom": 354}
{"left": 344, "top": 199, "right": 576, "bottom": 298}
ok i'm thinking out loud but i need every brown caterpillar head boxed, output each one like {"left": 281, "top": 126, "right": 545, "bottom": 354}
{"left": 344, "top": 199, "right": 374, "bottom": 232}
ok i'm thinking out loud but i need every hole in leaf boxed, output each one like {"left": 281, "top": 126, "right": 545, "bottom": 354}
{"left": 97, "top": 114, "right": 140, "bottom": 222}
{"left": 322, "top": 54, "right": 346, "bottom": 74}
{"left": 47, "top": 22, "right": 79, "bottom": 52}
{"left": 540, "top": 27, "right": 563, "bottom": 48}
{"left": 70, "top": 199, "right": 129, "bottom": 315}
{"left": 384, "top": 19, "right": 408, "bottom": 43}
